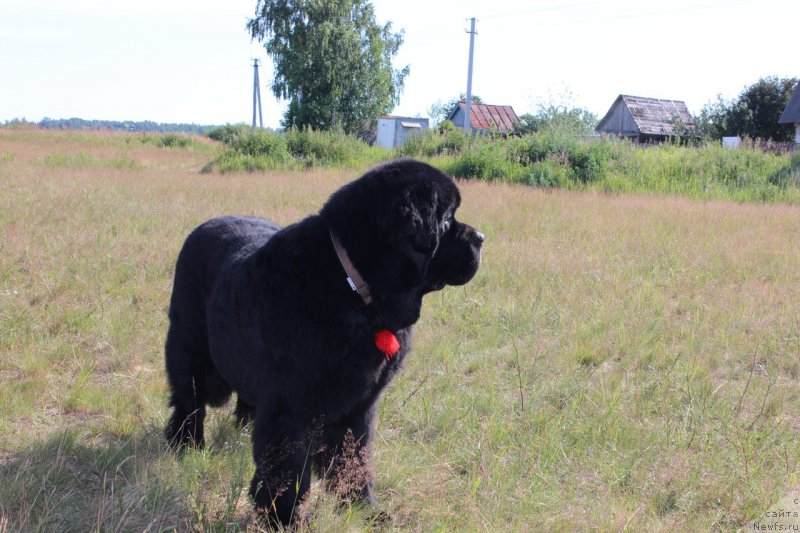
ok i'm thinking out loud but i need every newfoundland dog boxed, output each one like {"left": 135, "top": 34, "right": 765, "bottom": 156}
{"left": 164, "top": 159, "right": 483, "bottom": 526}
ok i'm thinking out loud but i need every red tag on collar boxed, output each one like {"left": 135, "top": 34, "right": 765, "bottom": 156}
{"left": 374, "top": 329, "right": 400, "bottom": 362}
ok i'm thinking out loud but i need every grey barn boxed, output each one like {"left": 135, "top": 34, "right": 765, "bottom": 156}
{"left": 596, "top": 95, "right": 694, "bottom": 142}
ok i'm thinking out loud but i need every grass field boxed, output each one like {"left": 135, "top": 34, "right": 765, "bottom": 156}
{"left": 1, "top": 127, "right": 799, "bottom": 531}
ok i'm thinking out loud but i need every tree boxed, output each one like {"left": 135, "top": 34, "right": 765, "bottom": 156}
{"left": 515, "top": 92, "right": 597, "bottom": 135}
{"left": 428, "top": 94, "right": 484, "bottom": 127}
{"left": 695, "top": 76, "right": 798, "bottom": 141}
{"left": 248, "top": 0, "right": 409, "bottom": 134}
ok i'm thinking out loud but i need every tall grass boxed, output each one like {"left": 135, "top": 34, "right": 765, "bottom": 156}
{"left": 199, "top": 123, "right": 800, "bottom": 205}
{"left": 135, "top": 132, "right": 208, "bottom": 151}
{"left": 398, "top": 127, "right": 800, "bottom": 203}
{"left": 1, "top": 127, "right": 799, "bottom": 530}
{"left": 203, "top": 126, "right": 386, "bottom": 173}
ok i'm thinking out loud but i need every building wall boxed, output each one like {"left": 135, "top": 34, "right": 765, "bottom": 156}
{"left": 795, "top": 124, "right": 800, "bottom": 144}
{"left": 394, "top": 119, "right": 427, "bottom": 147}
{"left": 376, "top": 117, "right": 428, "bottom": 148}
{"left": 597, "top": 101, "right": 639, "bottom": 136}
{"left": 449, "top": 107, "right": 467, "bottom": 130}
{"left": 376, "top": 118, "right": 395, "bottom": 148}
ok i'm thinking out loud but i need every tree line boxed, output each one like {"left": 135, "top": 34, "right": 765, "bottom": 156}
{"left": 694, "top": 76, "right": 798, "bottom": 142}
{"left": 2, "top": 117, "right": 217, "bottom": 134}
{"left": 37, "top": 118, "right": 215, "bottom": 134}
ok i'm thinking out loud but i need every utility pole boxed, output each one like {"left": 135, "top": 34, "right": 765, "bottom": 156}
{"left": 252, "top": 59, "right": 263, "bottom": 130}
{"left": 464, "top": 17, "right": 477, "bottom": 134}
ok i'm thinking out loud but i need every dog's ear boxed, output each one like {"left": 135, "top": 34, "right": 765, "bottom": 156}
{"left": 392, "top": 186, "right": 439, "bottom": 254}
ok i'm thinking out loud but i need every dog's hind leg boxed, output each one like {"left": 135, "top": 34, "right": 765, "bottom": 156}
{"left": 234, "top": 396, "right": 256, "bottom": 427}
{"left": 164, "top": 323, "right": 213, "bottom": 450}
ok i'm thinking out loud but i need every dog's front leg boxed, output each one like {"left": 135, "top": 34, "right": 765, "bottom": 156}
{"left": 316, "top": 403, "right": 378, "bottom": 507}
{"left": 249, "top": 410, "right": 312, "bottom": 528}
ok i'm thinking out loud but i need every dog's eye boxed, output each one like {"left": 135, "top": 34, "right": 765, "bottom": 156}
{"left": 442, "top": 215, "right": 454, "bottom": 233}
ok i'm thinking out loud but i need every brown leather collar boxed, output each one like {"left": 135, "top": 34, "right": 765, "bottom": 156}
{"left": 329, "top": 228, "right": 373, "bottom": 306}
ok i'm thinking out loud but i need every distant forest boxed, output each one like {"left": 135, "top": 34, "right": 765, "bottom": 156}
{"left": 3, "top": 117, "right": 217, "bottom": 134}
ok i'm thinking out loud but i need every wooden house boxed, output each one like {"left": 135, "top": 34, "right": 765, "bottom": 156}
{"left": 596, "top": 95, "right": 694, "bottom": 142}
{"left": 447, "top": 103, "right": 519, "bottom": 133}
{"left": 778, "top": 81, "right": 800, "bottom": 144}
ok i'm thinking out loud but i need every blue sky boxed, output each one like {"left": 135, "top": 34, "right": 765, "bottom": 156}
{"left": 1, "top": 0, "right": 797, "bottom": 128}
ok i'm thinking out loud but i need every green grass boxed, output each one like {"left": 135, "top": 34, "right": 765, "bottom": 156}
{"left": 1, "top": 127, "right": 799, "bottom": 530}
{"left": 395, "top": 125, "right": 800, "bottom": 203}
{"left": 203, "top": 126, "right": 386, "bottom": 173}
{"left": 200, "top": 123, "right": 800, "bottom": 206}
{"left": 134, "top": 132, "right": 212, "bottom": 151}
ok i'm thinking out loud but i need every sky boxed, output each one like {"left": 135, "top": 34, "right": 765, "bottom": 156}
{"left": 1, "top": 0, "right": 797, "bottom": 129}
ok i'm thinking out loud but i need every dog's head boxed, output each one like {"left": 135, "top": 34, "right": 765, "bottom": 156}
{"left": 323, "top": 160, "right": 483, "bottom": 330}
{"left": 387, "top": 164, "right": 482, "bottom": 292}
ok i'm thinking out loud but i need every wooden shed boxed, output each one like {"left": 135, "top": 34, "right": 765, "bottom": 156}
{"left": 778, "top": 81, "right": 800, "bottom": 144}
{"left": 376, "top": 116, "right": 429, "bottom": 148}
{"left": 447, "top": 102, "right": 519, "bottom": 133}
{"left": 596, "top": 95, "right": 694, "bottom": 142}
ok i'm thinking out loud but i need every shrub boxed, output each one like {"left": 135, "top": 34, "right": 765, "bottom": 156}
{"left": 136, "top": 133, "right": 202, "bottom": 150}
{"left": 506, "top": 131, "right": 615, "bottom": 184}
{"left": 442, "top": 139, "right": 525, "bottom": 182}
{"left": 157, "top": 134, "right": 194, "bottom": 149}
{"left": 232, "top": 130, "right": 291, "bottom": 159}
{"left": 768, "top": 151, "right": 800, "bottom": 189}
{"left": 202, "top": 130, "right": 293, "bottom": 173}
{"left": 207, "top": 124, "right": 250, "bottom": 146}
{"left": 285, "top": 127, "right": 381, "bottom": 167}
{"left": 199, "top": 119, "right": 800, "bottom": 204}
{"left": 396, "top": 125, "right": 470, "bottom": 158}
{"left": 201, "top": 151, "right": 297, "bottom": 173}
{"left": 525, "top": 156, "right": 573, "bottom": 188}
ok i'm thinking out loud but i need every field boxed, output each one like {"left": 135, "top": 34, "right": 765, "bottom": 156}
{"left": 1, "top": 127, "right": 799, "bottom": 531}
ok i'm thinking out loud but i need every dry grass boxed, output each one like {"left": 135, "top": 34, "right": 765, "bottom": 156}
{"left": 1, "top": 127, "right": 798, "bottom": 530}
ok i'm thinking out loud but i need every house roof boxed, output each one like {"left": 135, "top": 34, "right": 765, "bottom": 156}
{"left": 778, "top": 81, "right": 800, "bottom": 123}
{"left": 597, "top": 95, "right": 695, "bottom": 135}
{"left": 447, "top": 103, "right": 519, "bottom": 131}
{"left": 378, "top": 115, "right": 428, "bottom": 123}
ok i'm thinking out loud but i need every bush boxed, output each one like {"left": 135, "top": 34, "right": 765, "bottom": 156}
{"left": 525, "top": 156, "right": 573, "bottom": 188}
{"left": 506, "top": 131, "right": 615, "bottom": 184}
{"left": 158, "top": 134, "right": 194, "bottom": 149}
{"left": 202, "top": 151, "right": 297, "bottom": 173}
{"left": 284, "top": 127, "right": 382, "bottom": 167}
{"left": 396, "top": 124, "right": 470, "bottom": 158}
{"left": 207, "top": 124, "right": 250, "bottom": 146}
{"left": 202, "top": 130, "right": 293, "bottom": 173}
{"left": 232, "top": 130, "right": 291, "bottom": 159}
{"left": 768, "top": 151, "right": 800, "bottom": 189}
{"left": 136, "top": 133, "right": 200, "bottom": 150}
{"left": 441, "top": 138, "right": 525, "bottom": 182}
{"left": 202, "top": 127, "right": 385, "bottom": 173}
{"left": 199, "top": 120, "right": 800, "bottom": 204}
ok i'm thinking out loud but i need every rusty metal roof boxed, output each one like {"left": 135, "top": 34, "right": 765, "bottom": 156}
{"left": 598, "top": 95, "right": 695, "bottom": 136}
{"left": 449, "top": 103, "right": 520, "bottom": 132}
{"left": 778, "top": 81, "right": 800, "bottom": 123}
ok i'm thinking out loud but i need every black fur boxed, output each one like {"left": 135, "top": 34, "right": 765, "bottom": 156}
{"left": 163, "top": 160, "right": 483, "bottom": 527}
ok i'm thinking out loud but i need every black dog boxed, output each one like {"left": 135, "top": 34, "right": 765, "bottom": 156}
{"left": 164, "top": 160, "right": 483, "bottom": 526}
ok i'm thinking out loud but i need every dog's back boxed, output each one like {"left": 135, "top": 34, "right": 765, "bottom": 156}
{"left": 164, "top": 216, "right": 280, "bottom": 447}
